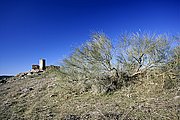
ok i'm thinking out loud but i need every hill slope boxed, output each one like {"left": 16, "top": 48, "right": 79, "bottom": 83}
{"left": 0, "top": 70, "right": 179, "bottom": 120}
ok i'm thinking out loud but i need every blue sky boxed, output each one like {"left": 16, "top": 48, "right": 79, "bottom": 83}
{"left": 0, "top": 0, "right": 179, "bottom": 75}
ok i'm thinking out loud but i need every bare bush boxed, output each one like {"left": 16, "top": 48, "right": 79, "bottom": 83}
{"left": 60, "top": 32, "right": 178, "bottom": 93}
{"left": 116, "top": 32, "right": 170, "bottom": 77}
{"left": 61, "top": 33, "right": 113, "bottom": 79}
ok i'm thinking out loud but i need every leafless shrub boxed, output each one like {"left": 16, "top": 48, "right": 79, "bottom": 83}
{"left": 60, "top": 32, "right": 179, "bottom": 93}
{"left": 116, "top": 32, "right": 170, "bottom": 76}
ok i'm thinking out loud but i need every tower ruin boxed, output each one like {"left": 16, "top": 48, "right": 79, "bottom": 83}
{"left": 39, "top": 59, "right": 46, "bottom": 70}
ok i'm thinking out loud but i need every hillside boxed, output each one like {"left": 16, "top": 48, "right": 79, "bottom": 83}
{"left": 1, "top": 33, "right": 180, "bottom": 120}
{"left": 0, "top": 68, "right": 179, "bottom": 120}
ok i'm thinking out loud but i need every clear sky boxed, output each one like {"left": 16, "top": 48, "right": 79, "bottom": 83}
{"left": 0, "top": 0, "right": 179, "bottom": 75}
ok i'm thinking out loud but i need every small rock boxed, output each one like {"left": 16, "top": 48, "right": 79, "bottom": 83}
{"left": 21, "top": 88, "right": 29, "bottom": 93}
{"left": 27, "top": 72, "right": 33, "bottom": 76}
{"left": 48, "top": 84, "right": 56, "bottom": 88}
{"left": 21, "top": 87, "right": 34, "bottom": 93}
{"left": 29, "top": 87, "right": 34, "bottom": 91}
{"left": 81, "top": 114, "right": 91, "bottom": 119}
{"left": 50, "top": 94, "right": 58, "bottom": 97}
{"left": 47, "top": 111, "right": 55, "bottom": 118}
{"left": 174, "top": 96, "right": 180, "bottom": 102}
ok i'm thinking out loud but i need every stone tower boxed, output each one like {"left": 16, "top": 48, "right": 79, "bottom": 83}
{"left": 39, "top": 59, "right": 46, "bottom": 70}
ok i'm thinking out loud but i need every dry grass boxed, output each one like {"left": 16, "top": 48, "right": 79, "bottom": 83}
{"left": 0, "top": 70, "right": 179, "bottom": 120}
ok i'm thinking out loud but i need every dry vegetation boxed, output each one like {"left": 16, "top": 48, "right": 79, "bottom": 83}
{"left": 0, "top": 32, "right": 179, "bottom": 120}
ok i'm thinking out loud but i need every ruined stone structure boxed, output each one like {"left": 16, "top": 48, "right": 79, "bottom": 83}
{"left": 39, "top": 59, "right": 46, "bottom": 70}
{"left": 32, "top": 65, "right": 39, "bottom": 70}
{"left": 15, "top": 59, "right": 46, "bottom": 78}
{"left": 31, "top": 59, "right": 46, "bottom": 71}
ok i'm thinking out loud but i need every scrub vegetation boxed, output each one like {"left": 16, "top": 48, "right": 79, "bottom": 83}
{"left": 60, "top": 32, "right": 179, "bottom": 94}
{"left": 0, "top": 32, "right": 179, "bottom": 120}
